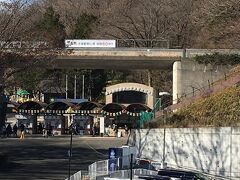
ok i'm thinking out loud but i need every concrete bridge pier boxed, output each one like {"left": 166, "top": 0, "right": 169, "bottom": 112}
{"left": 173, "top": 61, "right": 182, "bottom": 104}
{"left": 172, "top": 60, "right": 232, "bottom": 105}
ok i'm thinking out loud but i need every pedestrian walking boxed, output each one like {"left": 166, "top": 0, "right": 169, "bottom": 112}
{"left": 19, "top": 123, "right": 25, "bottom": 139}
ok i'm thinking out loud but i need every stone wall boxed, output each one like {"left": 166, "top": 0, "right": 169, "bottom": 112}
{"left": 128, "top": 127, "right": 240, "bottom": 179}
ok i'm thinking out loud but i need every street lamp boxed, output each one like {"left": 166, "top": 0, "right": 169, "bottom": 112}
{"left": 158, "top": 92, "right": 171, "bottom": 169}
{"left": 68, "top": 116, "right": 73, "bottom": 180}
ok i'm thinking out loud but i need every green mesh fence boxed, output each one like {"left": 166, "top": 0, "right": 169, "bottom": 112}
{"left": 139, "top": 111, "right": 153, "bottom": 128}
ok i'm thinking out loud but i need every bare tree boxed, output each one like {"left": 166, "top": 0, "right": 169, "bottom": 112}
{"left": 0, "top": 0, "right": 58, "bottom": 87}
{"left": 88, "top": 0, "right": 199, "bottom": 48}
{"left": 193, "top": 0, "right": 240, "bottom": 48}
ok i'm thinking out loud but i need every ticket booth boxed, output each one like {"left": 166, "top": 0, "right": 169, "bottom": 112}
{"left": 74, "top": 101, "right": 103, "bottom": 135}
{"left": 73, "top": 115, "right": 93, "bottom": 135}
{"left": 17, "top": 101, "right": 47, "bottom": 134}
{"left": 44, "top": 115, "right": 66, "bottom": 135}
{"left": 45, "top": 101, "right": 75, "bottom": 135}
{"left": 15, "top": 114, "right": 35, "bottom": 134}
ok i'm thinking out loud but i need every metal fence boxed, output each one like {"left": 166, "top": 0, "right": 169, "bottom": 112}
{"left": 88, "top": 159, "right": 111, "bottom": 179}
{"left": 65, "top": 170, "right": 90, "bottom": 180}
{"left": 87, "top": 156, "right": 160, "bottom": 180}
{"left": 116, "top": 39, "right": 170, "bottom": 48}
{"left": 167, "top": 69, "right": 240, "bottom": 112}
{"left": 65, "top": 171, "right": 82, "bottom": 180}
{"left": 106, "top": 169, "right": 157, "bottom": 179}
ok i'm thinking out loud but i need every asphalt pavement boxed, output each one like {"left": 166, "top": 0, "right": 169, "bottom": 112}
{"left": 0, "top": 135, "right": 128, "bottom": 180}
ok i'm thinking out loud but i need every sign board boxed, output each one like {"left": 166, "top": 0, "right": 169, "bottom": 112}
{"left": 108, "top": 148, "right": 117, "bottom": 172}
{"left": 65, "top": 39, "right": 116, "bottom": 48}
{"left": 108, "top": 148, "right": 123, "bottom": 172}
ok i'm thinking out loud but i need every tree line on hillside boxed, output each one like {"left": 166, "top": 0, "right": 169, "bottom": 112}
{"left": 2, "top": 0, "right": 240, "bottom": 49}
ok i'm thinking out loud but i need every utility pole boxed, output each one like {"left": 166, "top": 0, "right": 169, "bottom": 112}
{"left": 82, "top": 75, "right": 85, "bottom": 99}
{"left": 89, "top": 70, "right": 92, "bottom": 101}
{"left": 74, "top": 75, "right": 77, "bottom": 99}
{"left": 130, "top": 153, "right": 133, "bottom": 180}
{"left": 65, "top": 74, "right": 68, "bottom": 99}
{"left": 68, "top": 118, "right": 73, "bottom": 180}
{"left": 162, "top": 126, "right": 166, "bottom": 168}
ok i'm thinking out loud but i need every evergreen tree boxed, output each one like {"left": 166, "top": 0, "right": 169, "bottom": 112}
{"left": 37, "top": 6, "right": 66, "bottom": 47}
{"left": 0, "top": 85, "right": 7, "bottom": 129}
{"left": 73, "top": 13, "right": 97, "bottom": 39}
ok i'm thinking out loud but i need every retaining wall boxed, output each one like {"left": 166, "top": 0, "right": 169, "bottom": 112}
{"left": 128, "top": 127, "right": 240, "bottom": 179}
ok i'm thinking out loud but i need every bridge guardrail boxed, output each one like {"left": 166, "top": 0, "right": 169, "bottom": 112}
{"left": 1, "top": 39, "right": 171, "bottom": 49}
{"left": 116, "top": 39, "right": 170, "bottom": 48}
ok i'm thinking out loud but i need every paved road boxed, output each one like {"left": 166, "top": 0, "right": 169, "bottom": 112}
{"left": 0, "top": 136, "right": 128, "bottom": 180}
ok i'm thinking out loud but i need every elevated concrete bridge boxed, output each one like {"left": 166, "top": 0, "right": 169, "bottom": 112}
{"left": 53, "top": 48, "right": 240, "bottom": 69}
{"left": 53, "top": 48, "right": 183, "bottom": 69}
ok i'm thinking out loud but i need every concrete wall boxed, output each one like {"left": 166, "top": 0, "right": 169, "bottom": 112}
{"left": 173, "top": 61, "right": 232, "bottom": 104}
{"left": 128, "top": 127, "right": 240, "bottom": 179}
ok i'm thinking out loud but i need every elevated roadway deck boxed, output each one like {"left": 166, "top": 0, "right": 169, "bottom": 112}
{"left": 52, "top": 48, "right": 240, "bottom": 69}
{"left": 53, "top": 49, "right": 183, "bottom": 69}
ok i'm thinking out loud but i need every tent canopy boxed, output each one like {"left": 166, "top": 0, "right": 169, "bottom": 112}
{"left": 17, "top": 90, "right": 30, "bottom": 96}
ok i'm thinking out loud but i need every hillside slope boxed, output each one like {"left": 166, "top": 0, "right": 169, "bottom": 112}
{"left": 154, "top": 86, "right": 240, "bottom": 128}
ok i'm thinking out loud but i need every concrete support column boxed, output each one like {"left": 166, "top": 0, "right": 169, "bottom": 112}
{"left": 173, "top": 61, "right": 182, "bottom": 104}
{"left": 147, "top": 70, "right": 152, "bottom": 86}
{"left": 32, "top": 114, "right": 38, "bottom": 134}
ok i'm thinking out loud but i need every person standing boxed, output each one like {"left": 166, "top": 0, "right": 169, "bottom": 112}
{"left": 13, "top": 123, "right": 18, "bottom": 137}
{"left": 42, "top": 124, "right": 47, "bottom": 138}
{"left": 124, "top": 125, "right": 129, "bottom": 136}
{"left": 92, "top": 123, "right": 96, "bottom": 136}
{"left": 38, "top": 122, "right": 43, "bottom": 134}
{"left": 1, "top": 124, "right": 6, "bottom": 138}
{"left": 20, "top": 123, "right": 25, "bottom": 139}
{"left": 46, "top": 123, "right": 53, "bottom": 137}
{"left": 6, "top": 124, "right": 12, "bottom": 137}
